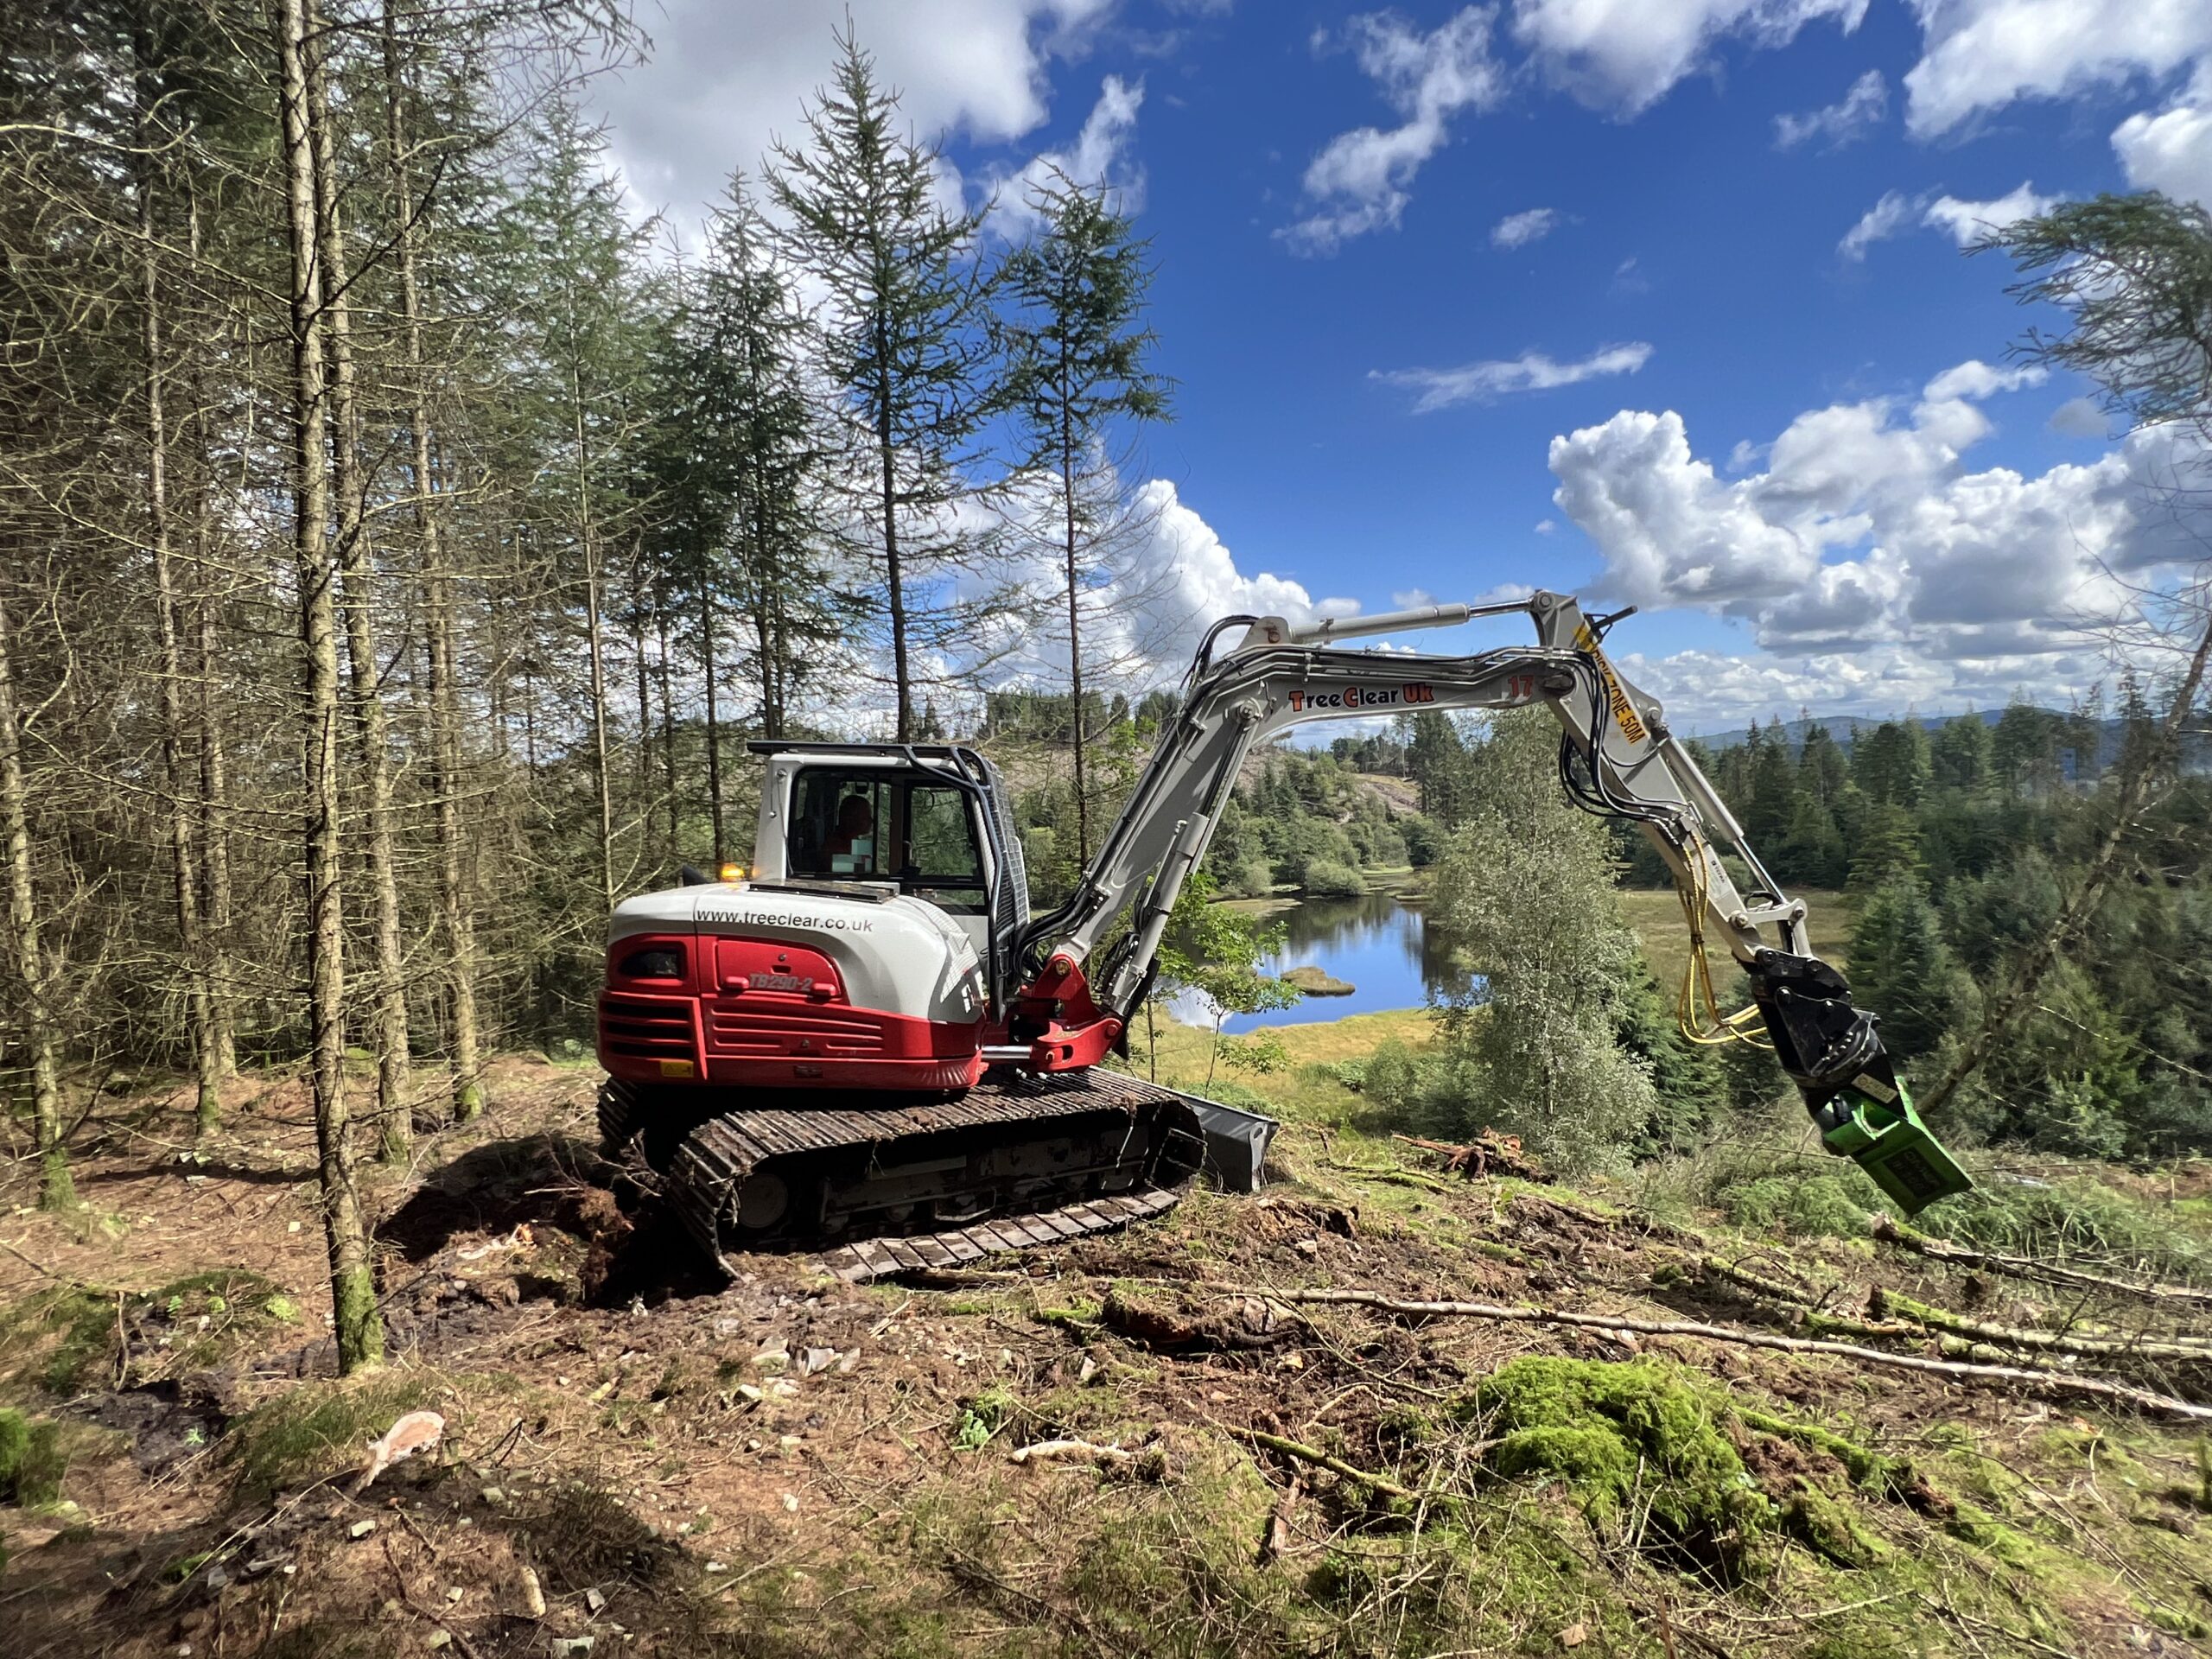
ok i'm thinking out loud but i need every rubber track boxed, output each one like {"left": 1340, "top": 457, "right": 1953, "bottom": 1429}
{"left": 817, "top": 1187, "right": 1181, "bottom": 1282}
{"left": 661, "top": 1071, "right": 1202, "bottom": 1278}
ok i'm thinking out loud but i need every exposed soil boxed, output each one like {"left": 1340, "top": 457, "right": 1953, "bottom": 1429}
{"left": 3, "top": 1057, "right": 2209, "bottom": 1657}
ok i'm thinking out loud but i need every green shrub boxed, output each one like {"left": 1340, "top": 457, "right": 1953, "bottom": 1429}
{"left": 1300, "top": 857, "right": 1366, "bottom": 898}
{"left": 1357, "top": 1039, "right": 1425, "bottom": 1112}
{"left": 1230, "top": 858, "right": 1277, "bottom": 899}
{"left": 1722, "top": 1172, "right": 1878, "bottom": 1240}
{"left": 0, "top": 1409, "right": 67, "bottom": 1506}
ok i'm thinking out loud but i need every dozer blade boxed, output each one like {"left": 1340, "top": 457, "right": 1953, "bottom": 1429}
{"left": 1820, "top": 1081, "right": 1972, "bottom": 1215}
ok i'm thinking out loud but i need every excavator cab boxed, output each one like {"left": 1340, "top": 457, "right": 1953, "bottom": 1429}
{"left": 748, "top": 741, "right": 1030, "bottom": 1005}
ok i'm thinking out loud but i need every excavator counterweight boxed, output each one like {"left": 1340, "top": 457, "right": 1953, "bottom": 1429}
{"left": 598, "top": 592, "right": 1969, "bottom": 1276}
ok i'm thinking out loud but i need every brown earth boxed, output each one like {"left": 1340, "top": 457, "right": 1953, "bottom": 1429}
{"left": 2, "top": 1055, "right": 2209, "bottom": 1656}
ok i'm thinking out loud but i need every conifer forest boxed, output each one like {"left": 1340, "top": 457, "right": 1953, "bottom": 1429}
{"left": 4, "top": 5, "right": 2212, "bottom": 1656}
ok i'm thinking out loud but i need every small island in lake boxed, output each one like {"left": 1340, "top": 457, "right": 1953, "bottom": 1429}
{"left": 1282, "top": 964, "right": 1355, "bottom": 996}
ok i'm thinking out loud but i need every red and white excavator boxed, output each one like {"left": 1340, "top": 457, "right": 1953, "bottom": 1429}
{"left": 597, "top": 591, "right": 1969, "bottom": 1277}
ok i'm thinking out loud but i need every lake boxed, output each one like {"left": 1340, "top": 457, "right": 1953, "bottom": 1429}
{"left": 1169, "top": 888, "right": 1476, "bottom": 1033}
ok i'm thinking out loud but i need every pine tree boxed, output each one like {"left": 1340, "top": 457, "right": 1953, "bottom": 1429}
{"left": 1848, "top": 875, "right": 1966, "bottom": 1062}
{"left": 1930, "top": 710, "right": 1993, "bottom": 791}
{"left": 771, "top": 26, "right": 1003, "bottom": 741}
{"left": 275, "top": 0, "right": 382, "bottom": 1375}
{"left": 1001, "top": 173, "right": 1172, "bottom": 862}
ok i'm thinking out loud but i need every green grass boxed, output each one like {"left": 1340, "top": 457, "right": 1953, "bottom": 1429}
{"left": 1618, "top": 884, "right": 1853, "bottom": 995}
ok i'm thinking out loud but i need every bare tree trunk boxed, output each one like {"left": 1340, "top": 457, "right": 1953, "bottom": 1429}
{"left": 130, "top": 48, "right": 219, "bottom": 1135}
{"left": 384, "top": 0, "right": 481, "bottom": 1122}
{"left": 278, "top": 0, "right": 382, "bottom": 1373}
{"left": 1058, "top": 346, "right": 1088, "bottom": 863}
{"left": 0, "top": 587, "right": 71, "bottom": 1211}
{"left": 874, "top": 318, "right": 911, "bottom": 741}
{"left": 309, "top": 0, "right": 411, "bottom": 1159}
{"left": 702, "top": 575, "right": 724, "bottom": 864}
{"left": 655, "top": 584, "right": 677, "bottom": 865}
{"left": 573, "top": 357, "right": 615, "bottom": 912}
{"left": 196, "top": 544, "right": 237, "bottom": 1079}
{"left": 190, "top": 193, "right": 238, "bottom": 1082}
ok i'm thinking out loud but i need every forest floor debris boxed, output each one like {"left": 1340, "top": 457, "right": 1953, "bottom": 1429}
{"left": 2, "top": 1049, "right": 2210, "bottom": 1656}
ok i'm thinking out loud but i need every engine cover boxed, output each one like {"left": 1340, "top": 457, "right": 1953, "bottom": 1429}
{"left": 599, "top": 880, "right": 988, "bottom": 1090}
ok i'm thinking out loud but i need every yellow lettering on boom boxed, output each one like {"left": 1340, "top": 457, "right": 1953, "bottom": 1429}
{"left": 1573, "top": 625, "right": 1649, "bottom": 745}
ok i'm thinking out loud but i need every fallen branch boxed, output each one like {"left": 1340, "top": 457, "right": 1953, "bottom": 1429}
{"left": 1877, "top": 1288, "right": 2212, "bottom": 1363}
{"left": 1207, "top": 1283, "right": 2212, "bottom": 1422}
{"left": 1221, "top": 1425, "right": 1433, "bottom": 1506}
{"left": 1391, "top": 1130, "right": 1538, "bottom": 1179}
{"left": 1008, "top": 1438, "right": 1135, "bottom": 1466}
{"left": 1871, "top": 1212, "right": 2212, "bottom": 1308}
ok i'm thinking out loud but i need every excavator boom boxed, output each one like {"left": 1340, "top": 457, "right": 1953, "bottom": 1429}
{"left": 599, "top": 588, "right": 1967, "bottom": 1281}
{"left": 1007, "top": 591, "right": 1969, "bottom": 1214}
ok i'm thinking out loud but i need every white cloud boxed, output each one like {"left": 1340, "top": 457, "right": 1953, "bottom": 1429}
{"left": 1838, "top": 190, "right": 1913, "bottom": 261}
{"left": 1774, "top": 67, "right": 1887, "bottom": 148}
{"left": 1374, "top": 341, "right": 1654, "bottom": 411}
{"left": 991, "top": 76, "right": 1146, "bottom": 237}
{"left": 1544, "top": 364, "right": 2210, "bottom": 680}
{"left": 972, "top": 474, "right": 1357, "bottom": 690}
{"left": 593, "top": 0, "right": 1111, "bottom": 233}
{"left": 1840, "top": 183, "right": 2056, "bottom": 262}
{"left": 1920, "top": 359, "right": 2046, "bottom": 402}
{"left": 1902, "top": 0, "right": 2212, "bottom": 139}
{"left": 1491, "top": 206, "right": 1563, "bottom": 248}
{"left": 1511, "top": 0, "right": 1869, "bottom": 117}
{"left": 1923, "top": 181, "right": 2056, "bottom": 245}
{"left": 2112, "top": 72, "right": 2212, "bottom": 206}
{"left": 1279, "top": 7, "right": 1505, "bottom": 255}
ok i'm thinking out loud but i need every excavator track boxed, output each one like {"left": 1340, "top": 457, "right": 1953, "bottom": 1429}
{"left": 600, "top": 1071, "right": 1207, "bottom": 1282}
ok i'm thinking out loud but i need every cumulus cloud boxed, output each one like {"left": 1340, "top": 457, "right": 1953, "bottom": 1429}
{"left": 1511, "top": 0, "right": 1869, "bottom": 117}
{"left": 1491, "top": 207, "right": 1563, "bottom": 247}
{"left": 1545, "top": 361, "right": 2209, "bottom": 676}
{"left": 971, "top": 474, "right": 1360, "bottom": 691}
{"left": 1902, "top": 0, "right": 2212, "bottom": 139}
{"left": 1374, "top": 342, "right": 1654, "bottom": 411}
{"left": 2112, "top": 72, "right": 2212, "bottom": 207}
{"left": 1923, "top": 181, "right": 2057, "bottom": 245}
{"left": 593, "top": 0, "right": 1110, "bottom": 234}
{"left": 1773, "top": 67, "right": 1887, "bottom": 149}
{"left": 1838, "top": 190, "right": 1914, "bottom": 260}
{"left": 1280, "top": 7, "right": 1505, "bottom": 254}
{"left": 991, "top": 76, "right": 1146, "bottom": 237}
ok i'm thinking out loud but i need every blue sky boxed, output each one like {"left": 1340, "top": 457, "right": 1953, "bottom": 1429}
{"left": 595, "top": 2, "right": 2212, "bottom": 731}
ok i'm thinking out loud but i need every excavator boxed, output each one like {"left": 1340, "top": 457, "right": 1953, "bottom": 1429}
{"left": 597, "top": 591, "right": 1970, "bottom": 1279}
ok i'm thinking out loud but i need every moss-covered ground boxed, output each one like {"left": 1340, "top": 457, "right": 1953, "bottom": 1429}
{"left": 3, "top": 1025, "right": 2211, "bottom": 1656}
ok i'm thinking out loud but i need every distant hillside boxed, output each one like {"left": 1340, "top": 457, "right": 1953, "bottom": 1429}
{"left": 1689, "top": 707, "right": 2208, "bottom": 779}
{"left": 1688, "top": 709, "right": 2008, "bottom": 751}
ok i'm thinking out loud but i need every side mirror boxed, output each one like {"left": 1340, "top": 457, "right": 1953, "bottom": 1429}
{"left": 679, "top": 863, "right": 712, "bottom": 887}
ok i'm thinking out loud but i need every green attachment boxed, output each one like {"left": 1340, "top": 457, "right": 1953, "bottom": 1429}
{"left": 1819, "top": 1081, "right": 1972, "bottom": 1215}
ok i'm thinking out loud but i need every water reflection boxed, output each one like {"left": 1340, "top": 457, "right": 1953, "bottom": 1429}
{"left": 1168, "top": 889, "right": 1477, "bottom": 1032}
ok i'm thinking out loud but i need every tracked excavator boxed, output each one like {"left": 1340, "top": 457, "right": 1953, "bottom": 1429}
{"left": 597, "top": 591, "right": 1971, "bottom": 1279}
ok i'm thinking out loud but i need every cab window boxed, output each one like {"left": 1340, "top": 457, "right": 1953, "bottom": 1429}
{"left": 788, "top": 771, "right": 986, "bottom": 909}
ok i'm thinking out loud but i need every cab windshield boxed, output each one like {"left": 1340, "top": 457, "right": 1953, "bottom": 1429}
{"left": 786, "top": 769, "right": 985, "bottom": 911}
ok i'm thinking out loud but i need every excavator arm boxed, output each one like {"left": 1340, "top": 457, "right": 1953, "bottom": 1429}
{"left": 1011, "top": 590, "right": 1970, "bottom": 1215}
